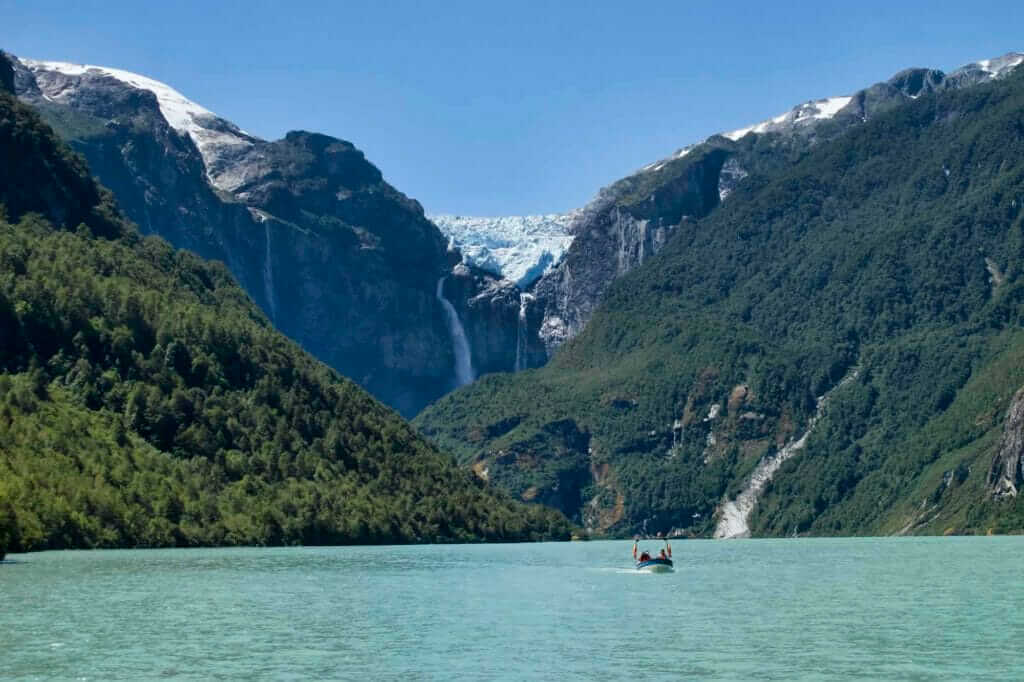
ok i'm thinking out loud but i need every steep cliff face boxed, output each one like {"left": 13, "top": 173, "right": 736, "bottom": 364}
{"left": 530, "top": 148, "right": 728, "bottom": 353}
{"left": 989, "top": 388, "right": 1024, "bottom": 499}
{"left": 13, "top": 58, "right": 457, "bottom": 416}
{"left": 442, "top": 264, "right": 547, "bottom": 377}
{"left": 218, "top": 130, "right": 457, "bottom": 415}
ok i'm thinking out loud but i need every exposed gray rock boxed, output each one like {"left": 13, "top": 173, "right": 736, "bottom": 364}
{"left": 445, "top": 265, "right": 546, "bottom": 376}
{"left": 717, "top": 157, "right": 748, "bottom": 202}
{"left": 989, "top": 387, "right": 1024, "bottom": 498}
{"left": 529, "top": 148, "right": 728, "bottom": 355}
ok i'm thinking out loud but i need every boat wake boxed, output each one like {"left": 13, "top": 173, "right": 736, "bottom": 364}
{"left": 589, "top": 567, "right": 660, "bottom": 575}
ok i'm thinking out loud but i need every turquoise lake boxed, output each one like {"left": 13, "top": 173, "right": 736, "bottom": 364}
{"left": 3, "top": 537, "right": 1023, "bottom": 680}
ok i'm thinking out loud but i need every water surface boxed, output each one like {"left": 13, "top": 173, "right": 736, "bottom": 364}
{"left": 3, "top": 537, "right": 1022, "bottom": 680}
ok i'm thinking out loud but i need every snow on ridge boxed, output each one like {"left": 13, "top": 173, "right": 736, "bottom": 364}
{"left": 969, "top": 52, "right": 1024, "bottom": 77}
{"left": 641, "top": 145, "right": 694, "bottom": 172}
{"left": 430, "top": 213, "right": 577, "bottom": 288}
{"left": 813, "top": 95, "right": 853, "bottom": 119}
{"left": 20, "top": 58, "right": 256, "bottom": 191}
{"left": 639, "top": 50, "right": 1022, "bottom": 183}
{"left": 723, "top": 110, "right": 791, "bottom": 141}
{"left": 723, "top": 95, "right": 852, "bottom": 141}
{"left": 715, "top": 52, "right": 1021, "bottom": 147}
{"left": 21, "top": 59, "right": 224, "bottom": 133}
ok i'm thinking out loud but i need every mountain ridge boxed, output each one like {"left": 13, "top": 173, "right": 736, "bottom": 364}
{"left": 521, "top": 51, "right": 1024, "bottom": 362}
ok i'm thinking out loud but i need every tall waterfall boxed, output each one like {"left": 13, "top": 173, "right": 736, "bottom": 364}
{"left": 436, "top": 276, "right": 475, "bottom": 387}
{"left": 263, "top": 221, "right": 277, "bottom": 324}
{"left": 514, "top": 292, "right": 534, "bottom": 372}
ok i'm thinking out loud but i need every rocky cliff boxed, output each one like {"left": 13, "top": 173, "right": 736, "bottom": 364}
{"left": 12, "top": 57, "right": 462, "bottom": 416}
{"left": 989, "top": 387, "right": 1024, "bottom": 499}
{"left": 441, "top": 264, "right": 548, "bottom": 376}
{"left": 531, "top": 148, "right": 728, "bottom": 353}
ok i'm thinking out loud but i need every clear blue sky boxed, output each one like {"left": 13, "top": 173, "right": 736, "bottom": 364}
{"left": 3, "top": 0, "right": 1023, "bottom": 215}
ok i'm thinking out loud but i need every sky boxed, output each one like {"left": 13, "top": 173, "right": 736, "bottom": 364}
{"left": 3, "top": 0, "right": 1024, "bottom": 215}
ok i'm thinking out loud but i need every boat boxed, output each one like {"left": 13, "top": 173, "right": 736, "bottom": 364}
{"left": 632, "top": 538, "right": 674, "bottom": 573}
{"left": 636, "top": 556, "right": 674, "bottom": 573}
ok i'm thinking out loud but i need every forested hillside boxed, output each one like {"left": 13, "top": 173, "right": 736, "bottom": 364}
{"left": 0, "top": 55, "right": 571, "bottom": 552}
{"left": 417, "top": 67, "right": 1024, "bottom": 537}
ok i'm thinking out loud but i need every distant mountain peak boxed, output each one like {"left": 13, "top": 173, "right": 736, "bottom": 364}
{"left": 719, "top": 51, "right": 1024, "bottom": 145}
{"left": 19, "top": 58, "right": 257, "bottom": 192}
{"left": 969, "top": 52, "right": 1024, "bottom": 77}
{"left": 722, "top": 95, "right": 854, "bottom": 141}
{"left": 634, "top": 50, "right": 1024, "bottom": 179}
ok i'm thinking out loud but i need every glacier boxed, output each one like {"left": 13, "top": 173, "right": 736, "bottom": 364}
{"left": 429, "top": 213, "right": 577, "bottom": 288}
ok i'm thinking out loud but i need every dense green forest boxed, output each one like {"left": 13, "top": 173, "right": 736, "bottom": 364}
{"left": 417, "top": 67, "right": 1024, "bottom": 536}
{"left": 0, "top": 58, "right": 572, "bottom": 552}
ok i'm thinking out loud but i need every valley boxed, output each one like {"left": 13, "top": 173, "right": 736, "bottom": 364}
{"left": 5, "top": 45, "right": 1024, "bottom": 544}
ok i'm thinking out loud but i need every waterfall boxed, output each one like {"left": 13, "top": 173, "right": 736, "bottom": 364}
{"left": 514, "top": 292, "right": 533, "bottom": 372}
{"left": 436, "top": 276, "right": 475, "bottom": 387}
{"left": 263, "top": 221, "right": 277, "bottom": 324}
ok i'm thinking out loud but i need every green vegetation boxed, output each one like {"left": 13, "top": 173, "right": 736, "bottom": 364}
{"left": 0, "top": 78, "right": 572, "bottom": 551}
{"left": 417, "top": 68, "right": 1024, "bottom": 536}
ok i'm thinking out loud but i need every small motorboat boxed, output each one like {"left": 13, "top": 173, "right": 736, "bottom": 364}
{"left": 636, "top": 557, "right": 674, "bottom": 573}
{"left": 632, "top": 538, "right": 674, "bottom": 573}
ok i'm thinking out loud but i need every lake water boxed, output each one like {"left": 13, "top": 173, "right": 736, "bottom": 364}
{"left": 3, "top": 537, "right": 1023, "bottom": 680}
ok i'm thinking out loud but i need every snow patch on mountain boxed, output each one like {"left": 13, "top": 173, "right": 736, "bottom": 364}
{"left": 637, "top": 51, "right": 1024, "bottom": 184}
{"left": 19, "top": 59, "right": 255, "bottom": 192}
{"left": 642, "top": 145, "right": 693, "bottom": 172}
{"left": 724, "top": 95, "right": 853, "bottom": 141}
{"left": 971, "top": 53, "right": 1024, "bottom": 77}
{"left": 430, "top": 213, "right": 577, "bottom": 288}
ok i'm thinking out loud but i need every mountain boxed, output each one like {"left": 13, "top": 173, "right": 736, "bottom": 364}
{"left": 416, "top": 56, "right": 1024, "bottom": 538}
{"left": 521, "top": 52, "right": 1024, "bottom": 357}
{"left": 20, "top": 53, "right": 1015, "bottom": 408}
{"left": 11, "top": 57, "right": 476, "bottom": 416}
{"left": 0, "top": 52, "right": 571, "bottom": 552}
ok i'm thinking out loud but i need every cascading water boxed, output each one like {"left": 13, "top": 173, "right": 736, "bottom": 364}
{"left": 713, "top": 368, "right": 859, "bottom": 539}
{"left": 514, "top": 292, "right": 534, "bottom": 372}
{"left": 263, "top": 221, "right": 277, "bottom": 324}
{"left": 436, "top": 276, "right": 475, "bottom": 387}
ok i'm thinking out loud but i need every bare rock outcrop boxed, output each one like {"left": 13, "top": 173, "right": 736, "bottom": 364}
{"left": 989, "top": 387, "right": 1024, "bottom": 498}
